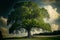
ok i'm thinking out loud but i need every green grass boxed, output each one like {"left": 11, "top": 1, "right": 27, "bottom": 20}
{"left": 3, "top": 36, "right": 60, "bottom": 40}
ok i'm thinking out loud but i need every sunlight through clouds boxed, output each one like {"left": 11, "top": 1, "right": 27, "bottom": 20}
{"left": 44, "top": 5, "right": 60, "bottom": 31}
{"left": 44, "top": 5, "right": 59, "bottom": 23}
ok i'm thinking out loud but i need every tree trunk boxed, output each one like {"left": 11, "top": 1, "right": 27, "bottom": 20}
{"left": 27, "top": 30, "right": 31, "bottom": 38}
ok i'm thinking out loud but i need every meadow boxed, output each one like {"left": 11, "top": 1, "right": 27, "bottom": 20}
{"left": 4, "top": 36, "right": 60, "bottom": 40}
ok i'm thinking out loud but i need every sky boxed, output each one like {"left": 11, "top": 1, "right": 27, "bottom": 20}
{"left": 0, "top": 0, "right": 60, "bottom": 37}
{"left": 0, "top": 0, "right": 60, "bottom": 17}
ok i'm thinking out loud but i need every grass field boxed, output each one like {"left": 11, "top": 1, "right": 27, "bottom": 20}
{"left": 3, "top": 36, "right": 60, "bottom": 40}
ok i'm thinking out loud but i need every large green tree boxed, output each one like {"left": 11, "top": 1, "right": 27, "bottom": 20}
{"left": 7, "top": 2, "right": 51, "bottom": 38}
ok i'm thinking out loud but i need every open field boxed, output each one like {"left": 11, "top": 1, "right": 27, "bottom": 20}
{"left": 3, "top": 36, "right": 60, "bottom": 40}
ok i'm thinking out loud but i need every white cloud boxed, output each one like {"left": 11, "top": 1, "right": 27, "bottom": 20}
{"left": 0, "top": 16, "right": 7, "bottom": 27}
{"left": 51, "top": 24, "right": 59, "bottom": 32}
{"left": 44, "top": 5, "right": 59, "bottom": 23}
{"left": 44, "top": 5, "right": 60, "bottom": 31}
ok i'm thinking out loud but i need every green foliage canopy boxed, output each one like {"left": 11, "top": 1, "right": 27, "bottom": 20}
{"left": 8, "top": 2, "right": 51, "bottom": 34}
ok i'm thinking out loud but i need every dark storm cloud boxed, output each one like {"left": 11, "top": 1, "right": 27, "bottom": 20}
{"left": 0, "top": 0, "right": 36, "bottom": 18}
{"left": 0, "top": 0, "right": 39, "bottom": 18}
{"left": 0, "top": 0, "right": 60, "bottom": 17}
{"left": 54, "top": 16, "right": 60, "bottom": 25}
{"left": 51, "top": 0, "right": 60, "bottom": 14}
{"left": 51, "top": 0, "right": 60, "bottom": 25}
{"left": 0, "top": 0, "right": 16, "bottom": 17}
{"left": 55, "top": 0, "right": 60, "bottom": 13}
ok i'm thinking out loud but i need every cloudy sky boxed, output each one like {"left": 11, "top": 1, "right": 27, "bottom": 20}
{"left": 0, "top": 0, "right": 60, "bottom": 17}
{"left": 0, "top": 0, "right": 60, "bottom": 37}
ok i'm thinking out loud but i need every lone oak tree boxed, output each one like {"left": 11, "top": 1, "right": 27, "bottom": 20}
{"left": 7, "top": 2, "right": 51, "bottom": 38}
